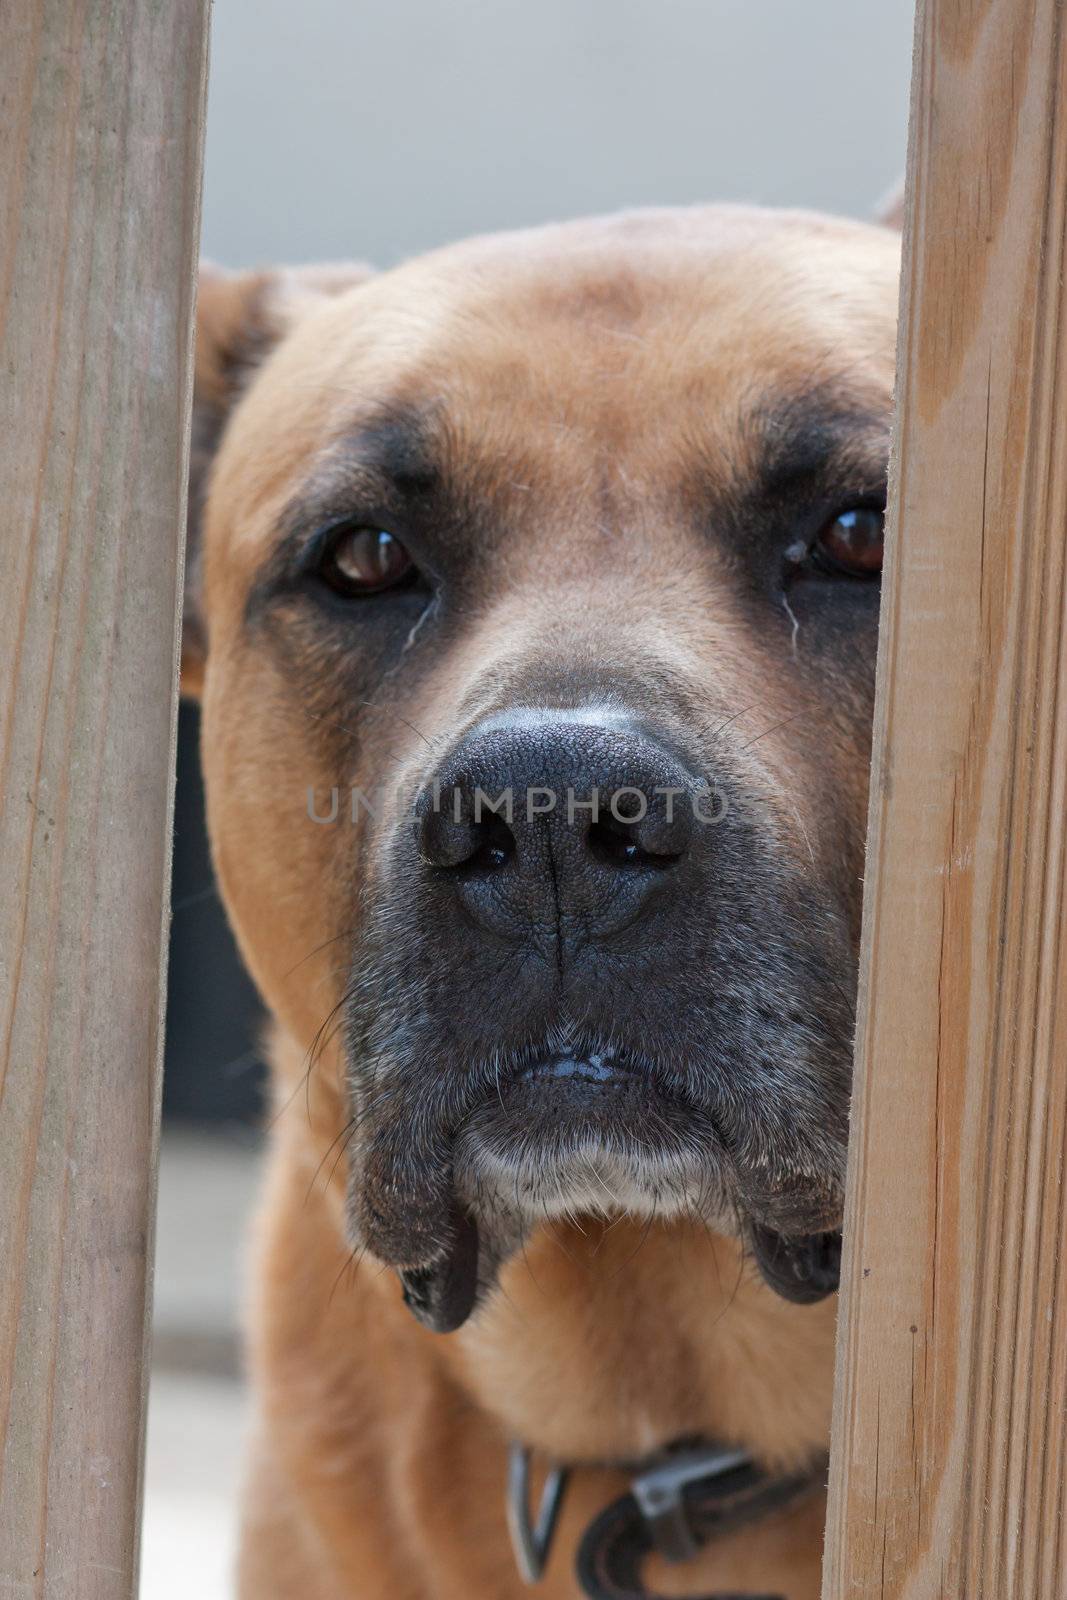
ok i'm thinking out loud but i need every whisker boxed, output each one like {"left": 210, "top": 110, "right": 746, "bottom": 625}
{"left": 739, "top": 710, "right": 808, "bottom": 751}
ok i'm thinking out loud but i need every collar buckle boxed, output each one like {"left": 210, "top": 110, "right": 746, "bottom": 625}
{"left": 630, "top": 1443, "right": 749, "bottom": 1563}
{"left": 507, "top": 1443, "right": 570, "bottom": 1584}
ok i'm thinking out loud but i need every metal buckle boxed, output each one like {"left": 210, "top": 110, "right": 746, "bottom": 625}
{"left": 630, "top": 1443, "right": 749, "bottom": 1563}
{"left": 507, "top": 1443, "right": 570, "bottom": 1584}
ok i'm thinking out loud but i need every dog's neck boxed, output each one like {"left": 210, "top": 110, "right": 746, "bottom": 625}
{"left": 437, "top": 1213, "right": 837, "bottom": 1473}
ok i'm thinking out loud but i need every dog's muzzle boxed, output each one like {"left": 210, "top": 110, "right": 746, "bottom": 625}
{"left": 344, "top": 702, "right": 853, "bottom": 1328}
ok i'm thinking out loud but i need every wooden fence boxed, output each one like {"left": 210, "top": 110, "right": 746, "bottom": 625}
{"left": 822, "top": 2, "right": 1067, "bottom": 1596}
{"left": 0, "top": 2, "right": 210, "bottom": 1595}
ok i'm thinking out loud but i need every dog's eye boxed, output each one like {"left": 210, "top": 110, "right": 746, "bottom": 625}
{"left": 810, "top": 506, "right": 885, "bottom": 578}
{"left": 318, "top": 524, "right": 416, "bottom": 596}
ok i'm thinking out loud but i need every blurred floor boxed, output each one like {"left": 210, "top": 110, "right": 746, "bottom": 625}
{"left": 142, "top": 1131, "right": 262, "bottom": 1600}
{"left": 142, "top": 1371, "right": 247, "bottom": 1600}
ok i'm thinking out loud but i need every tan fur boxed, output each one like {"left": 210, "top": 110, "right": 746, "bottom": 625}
{"left": 188, "top": 205, "right": 901, "bottom": 1598}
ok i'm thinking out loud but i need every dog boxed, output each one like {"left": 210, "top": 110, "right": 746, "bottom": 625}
{"left": 182, "top": 197, "right": 901, "bottom": 1598}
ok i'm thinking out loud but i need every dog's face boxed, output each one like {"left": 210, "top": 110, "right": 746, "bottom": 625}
{"left": 190, "top": 205, "right": 899, "bottom": 1329}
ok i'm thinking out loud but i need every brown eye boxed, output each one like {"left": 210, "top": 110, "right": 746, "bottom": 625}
{"left": 320, "top": 524, "right": 416, "bottom": 595}
{"left": 812, "top": 506, "right": 885, "bottom": 578}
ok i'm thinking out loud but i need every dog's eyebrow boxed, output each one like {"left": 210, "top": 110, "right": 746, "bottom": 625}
{"left": 744, "top": 389, "right": 892, "bottom": 502}
{"left": 308, "top": 406, "right": 441, "bottom": 508}
{"left": 337, "top": 410, "right": 440, "bottom": 495}
{"left": 275, "top": 407, "right": 441, "bottom": 546}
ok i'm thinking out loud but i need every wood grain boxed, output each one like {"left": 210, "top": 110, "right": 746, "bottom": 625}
{"left": 822, "top": 2, "right": 1067, "bottom": 1596}
{"left": 0, "top": 3, "right": 208, "bottom": 1595}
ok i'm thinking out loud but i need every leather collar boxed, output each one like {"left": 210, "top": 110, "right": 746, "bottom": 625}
{"left": 507, "top": 1438, "right": 826, "bottom": 1600}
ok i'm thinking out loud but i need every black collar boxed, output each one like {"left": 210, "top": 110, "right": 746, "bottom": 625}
{"left": 507, "top": 1438, "right": 826, "bottom": 1600}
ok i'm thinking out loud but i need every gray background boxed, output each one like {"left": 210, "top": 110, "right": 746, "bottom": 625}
{"left": 201, "top": 0, "right": 914, "bottom": 270}
{"left": 169, "top": 0, "right": 915, "bottom": 1124}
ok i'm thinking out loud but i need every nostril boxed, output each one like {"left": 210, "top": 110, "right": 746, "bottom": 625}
{"left": 587, "top": 814, "right": 684, "bottom": 869}
{"left": 417, "top": 805, "right": 516, "bottom": 873}
{"left": 464, "top": 813, "right": 515, "bottom": 874}
{"left": 588, "top": 816, "right": 644, "bottom": 866}
{"left": 587, "top": 787, "right": 693, "bottom": 869}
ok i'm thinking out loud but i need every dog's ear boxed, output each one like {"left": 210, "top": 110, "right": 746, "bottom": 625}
{"left": 875, "top": 178, "right": 905, "bottom": 232}
{"left": 181, "top": 260, "right": 373, "bottom": 696}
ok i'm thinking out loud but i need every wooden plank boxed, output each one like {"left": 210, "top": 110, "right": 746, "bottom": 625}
{"left": 0, "top": 2, "right": 209, "bottom": 1594}
{"left": 822, "top": 2, "right": 1067, "bottom": 1597}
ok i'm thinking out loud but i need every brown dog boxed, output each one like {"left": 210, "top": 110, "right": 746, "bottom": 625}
{"left": 183, "top": 201, "right": 900, "bottom": 1599}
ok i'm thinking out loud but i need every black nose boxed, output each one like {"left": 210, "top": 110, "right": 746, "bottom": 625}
{"left": 414, "top": 712, "right": 699, "bottom": 948}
